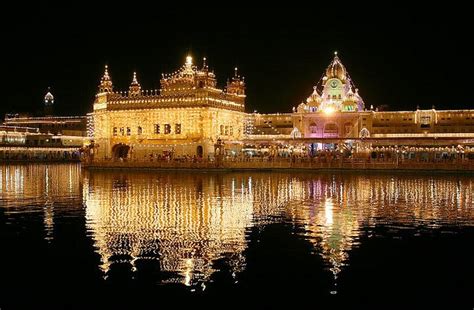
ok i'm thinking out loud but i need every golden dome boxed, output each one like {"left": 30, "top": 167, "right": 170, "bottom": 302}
{"left": 325, "top": 52, "right": 347, "bottom": 82}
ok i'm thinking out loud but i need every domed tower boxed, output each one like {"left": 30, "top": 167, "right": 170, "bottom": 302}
{"left": 129, "top": 71, "right": 141, "bottom": 96}
{"left": 342, "top": 87, "right": 357, "bottom": 111}
{"left": 226, "top": 67, "right": 246, "bottom": 96}
{"left": 325, "top": 52, "right": 347, "bottom": 82}
{"left": 44, "top": 87, "right": 54, "bottom": 116}
{"left": 306, "top": 86, "right": 322, "bottom": 112}
{"left": 316, "top": 52, "right": 364, "bottom": 112}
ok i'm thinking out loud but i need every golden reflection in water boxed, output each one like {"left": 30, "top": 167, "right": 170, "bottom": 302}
{"left": 82, "top": 171, "right": 474, "bottom": 287}
{"left": 0, "top": 164, "right": 82, "bottom": 241}
{"left": 83, "top": 172, "right": 256, "bottom": 285}
{"left": 2, "top": 165, "right": 474, "bottom": 287}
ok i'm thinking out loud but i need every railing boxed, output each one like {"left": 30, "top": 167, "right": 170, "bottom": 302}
{"left": 83, "top": 157, "right": 474, "bottom": 171}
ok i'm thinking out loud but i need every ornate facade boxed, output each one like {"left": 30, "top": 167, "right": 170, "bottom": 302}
{"left": 247, "top": 52, "right": 474, "bottom": 155}
{"left": 92, "top": 56, "right": 246, "bottom": 160}
{"left": 89, "top": 52, "right": 474, "bottom": 162}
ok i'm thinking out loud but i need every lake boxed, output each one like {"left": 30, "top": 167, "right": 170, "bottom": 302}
{"left": 1, "top": 164, "right": 473, "bottom": 309}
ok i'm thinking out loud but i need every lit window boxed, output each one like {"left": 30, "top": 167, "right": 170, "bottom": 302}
{"left": 164, "top": 124, "right": 171, "bottom": 134}
{"left": 138, "top": 126, "right": 142, "bottom": 135}
{"left": 175, "top": 124, "right": 181, "bottom": 134}
{"left": 154, "top": 124, "right": 160, "bottom": 134}
{"left": 229, "top": 126, "right": 233, "bottom": 136}
{"left": 220, "top": 125, "right": 224, "bottom": 135}
{"left": 120, "top": 127, "right": 125, "bottom": 135}
{"left": 113, "top": 127, "right": 117, "bottom": 136}
{"left": 225, "top": 126, "right": 229, "bottom": 135}
{"left": 126, "top": 127, "right": 131, "bottom": 135}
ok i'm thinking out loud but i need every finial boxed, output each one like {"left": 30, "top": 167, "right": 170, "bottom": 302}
{"left": 334, "top": 51, "right": 338, "bottom": 56}
{"left": 234, "top": 67, "right": 238, "bottom": 77}
{"left": 132, "top": 71, "right": 138, "bottom": 84}
{"left": 186, "top": 55, "right": 193, "bottom": 66}
{"left": 203, "top": 57, "right": 207, "bottom": 67}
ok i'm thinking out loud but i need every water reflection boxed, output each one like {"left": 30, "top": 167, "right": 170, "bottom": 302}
{"left": 2, "top": 164, "right": 474, "bottom": 291}
{"left": 0, "top": 164, "right": 82, "bottom": 241}
{"left": 82, "top": 170, "right": 474, "bottom": 288}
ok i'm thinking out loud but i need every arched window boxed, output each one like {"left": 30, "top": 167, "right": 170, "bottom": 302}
{"left": 220, "top": 125, "right": 224, "bottom": 135}
{"left": 309, "top": 122, "right": 318, "bottom": 133}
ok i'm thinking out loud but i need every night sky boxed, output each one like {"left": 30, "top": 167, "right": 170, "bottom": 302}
{"left": 2, "top": 3, "right": 472, "bottom": 117}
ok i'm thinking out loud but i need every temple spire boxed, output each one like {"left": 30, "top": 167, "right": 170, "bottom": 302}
{"left": 129, "top": 71, "right": 142, "bottom": 96}
{"left": 99, "top": 64, "right": 113, "bottom": 93}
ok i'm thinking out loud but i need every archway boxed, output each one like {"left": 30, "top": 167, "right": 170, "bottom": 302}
{"left": 196, "top": 145, "right": 203, "bottom": 158}
{"left": 112, "top": 143, "right": 130, "bottom": 160}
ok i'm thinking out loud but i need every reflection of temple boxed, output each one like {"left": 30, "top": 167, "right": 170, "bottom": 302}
{"left": 83, "top": 171, "right": 255, "bottom": 285}
{"left": 82, "top": 170, "right": 474, "bottom": 288}
{"left": 2, "top": 165, "right": 473, "bottom": 288}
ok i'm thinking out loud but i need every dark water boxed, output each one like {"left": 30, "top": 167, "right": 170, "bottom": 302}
{"left": 0, "top": 164, "right": 473, "bottom": 309}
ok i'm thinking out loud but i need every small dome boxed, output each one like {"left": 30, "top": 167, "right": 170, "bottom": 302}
{"left": 325, "top": 53, "right": 347, "bottom": 82}
{"left": 44, "top": 88, "right": 54, "bottom": 105}
{"left": 306, "top": 86, "right": 322, "bottom": 104}
{"left": 44, "top": 92, "right": 54, "bottom": 101}
{"left": 345, "top": 87, "right": 356, "bottom": 101}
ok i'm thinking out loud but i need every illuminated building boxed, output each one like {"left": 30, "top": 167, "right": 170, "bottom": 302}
{"left": 1, "top": 89, "right": 87, "bottom": 161}
{"left": 91, "top": 56, "right": 246, "bottom": 160}
{"left": 247, "top": 52, "right": 474, "bottom": 156}
{"left": 89, "top": 52, "right": 474, "bottom": 163}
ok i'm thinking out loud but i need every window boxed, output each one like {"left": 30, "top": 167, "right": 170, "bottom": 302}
{"left": 229, "top": 126, "right": 233, "bottom": 136}
{"left": 137, "top": 126, "right": 142, "bottom": 135}
{"left": 175, "top": 124, "right": 181, "bottom": 134}
{"left": 120, "top": 127, "right": 125, "bottom": 136}
{"left": 126, "top": 127, "right": 131, "bottom": 136}
{"left": 164, "top": 124, "right": 171, "bottom": 134}
{"left": 154, "top": 124, "right": 160, "bottom": 134}
{"left": 220, "top": 125, "right": 224, "bottom": 135}
{"left": 113, "top": 127, "right": 118, "bottom": 136}
{"left": 224, "top": 126, "right": 229, "bottom": 135}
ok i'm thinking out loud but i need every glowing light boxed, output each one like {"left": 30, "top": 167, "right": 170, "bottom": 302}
{"left": 186, "top": 56, "right": 193, "bottom": 66}
{"left": 323, "top": 106, "right": 336, "bottom": 115}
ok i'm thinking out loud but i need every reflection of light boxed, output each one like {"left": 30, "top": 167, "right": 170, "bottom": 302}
{"left": 324, "top": 199, "right": 333, "bottom": 226}
{"left": 184, "top": 259, "right": 193, "bottom": 286}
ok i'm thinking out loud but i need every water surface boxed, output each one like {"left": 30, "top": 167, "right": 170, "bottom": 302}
{"left": 1, "top": 164, "right": 473, "bottom": 309}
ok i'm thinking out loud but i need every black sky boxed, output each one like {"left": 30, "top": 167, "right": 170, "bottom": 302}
{"left": 2, "top": 2, "right": 472, "bottom": 116}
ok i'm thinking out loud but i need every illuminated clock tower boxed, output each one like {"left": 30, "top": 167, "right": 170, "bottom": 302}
{"left": 301, "top": 52, "right": 364, "bottom": 113}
